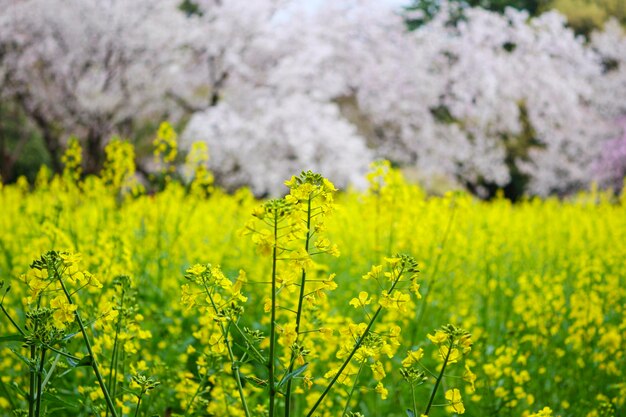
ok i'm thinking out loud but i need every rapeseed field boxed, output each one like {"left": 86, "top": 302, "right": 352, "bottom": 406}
{"left": 0, "top": 134, "right": 624, "bottom": 417}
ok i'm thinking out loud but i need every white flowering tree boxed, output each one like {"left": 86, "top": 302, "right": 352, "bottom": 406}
{"left": 356, "top": 4, "right": 613, "bottom": 196}
{"left": 179, "top": 0, "right": 393, "bottom": 195}
{"left": 2, "top": 0, "right": 624, "bottom": 196}
{"left": 0, "top": 0, "right": 191, "bottom": 172}
{"left": 590, "top": 20, "right": 626, "bottom": 189}
{"left": 181, "top": 0, "right": 623, "bottom": 197}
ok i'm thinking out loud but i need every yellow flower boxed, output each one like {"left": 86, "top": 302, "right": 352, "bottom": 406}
{"left": 319, "top": 327, "right": 334, "bottom": 340}
{"left": 458, "top": 334, "right": 473, "bottom": 353}
{"left": 322, "top": 273, "right": 338, "bottom": 291}
{"left": 445, "top": 388, "right": 465, "bottom": 414}
{"left": 232, "top": 270, "right": 247, "bottom": 294}
{"left": 322, "top": 178, "right": 336, "bottom": 192}
{"left": 50, "top": 295, "right": 77, "bottom": 329}
{"left": 280, "top": 323, "right": 297, "bottom": 347}
{"left": 101, "top": 300, "right": 119, "bottom": 322}
{"left": 439, "top": 345, "right": 462, "bottom": 364}
{"left": 303, "top": 373, "right": 313, "bottom": 390}
{"left": 375, "top": 382, "right": 388, "bottom": 400}
{"left": 463, "top": 364, "right": 477, "bottom": 392}
{"left": 427, "top": 330, "right": 449, "bottom": 345}
{"left": 362, "top": 265, "right": 382, "bottom": 280}
{"left": 528, "top": 407, "right": 553, "bottom": 417}
{"left": 410, "top": 280, "right": 422, "bottom": 298}
{"left": 60, "top": 252, "right": 82, "bottom": 267}
{"left": 186, "top": 264, "right": 207, "bottom": 276}
{"left": 283, "top": 176, "right": 297, "bottom": 188}
{"left": 384, "top": 257, "right": 401, "bottom": 267}
{"left": 378, "top": 291, "right": 410, "bottom": 312}
{"left": 349, "top": 291, "right": 371, "bottom": 308}
{"left": 402, "top": 348, "right": 425, "bottom": 367}
{"left": 371, "top": 361, "right": 386, "bottom": 381}
{"left": 181, "top": 284, "right": 196, "bottom": 309}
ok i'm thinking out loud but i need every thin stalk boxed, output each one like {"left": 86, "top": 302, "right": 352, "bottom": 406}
{"left": 28, "top": 343, "right": 36, "bottom": 417}
{"left": 226, "top": 335, "right": 251, "bottom": 417}
{"left": 183, "top": 368, "right": 209, "bottom": 416}
{"left": 28, "top": 296, "right": 42, "bottom": 417}
{"left": 284, "top": 196, "right": 312, "bottom": 417}
{"left": 107, "top": 286, "right": 125, "bottom": 417}
{"left": 41, "top": 353, "right": 61, "bottom": 391}
{"left": 34, "top": 348, "right": 47, "bottom": 417}
{"left": 306, "top": 308, "right": 381, "bottom": 417}
{"left": 0, "top": 377, "right": 16, "bottom": 409}
{"left": 268, "top": 211, "right": 279, "bottom": 417}
{"left": 423, "top": 340, "right": 453, "bottom": 416}
{"left": 42, "top": 344, "right": 80, "bottom": 362}
{"left": 375, "top": 192, "right": 381, "bottom": 256}
{"left": 411, "top": 384, "right": 417, "bottom": 417}
{"left": 415, "top": 203, "right": 456, "bottom": 331}
{"left": 341, "top": 361, "right": 364, "bottom": 416}
{"left": 387, "top": 193, "right": 397, "bottom": 255}
{"left": 118, "top": 348, "right": 127, "bottom": 417}
{"left": 0, "top": 302, "right": 26, "bottom": 335}
{"left": 133, "top": 394, "right": 142, "bottom": 417}
{"left": 57, "top": 275, "right": 118, "bottom": 417}
{"left": 305, "top": 267, "right": 405, "bottom": 417}
{"left": 231, "top": 322, "right": 265, "bottom": 363}
{"left": 205, "top": 291, "right": 251, "bottom": 417}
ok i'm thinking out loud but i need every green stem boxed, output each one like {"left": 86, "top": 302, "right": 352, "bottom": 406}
{"left": 423, "top": 339, "right": 453, "bottom": 416}
{"left": 28, "top": 296, "right": 42, "bottom": 417}
{"left": 118, "top": 348, "right": 127, "bottom": 417}
{"left": 133, "top": 393, "right": 142, "bottom": 417}
{"left": 305, "top": 266, "right": 405, "bottom": 417}
{"left": 183, "top": 368, "right": 209, "bottom": 416}
{"left": 231, "top": 322, "right": 265, "bottom": 363}
{"left": 0, "top": 302, "right": 26, "bottom": 335}
{"left": 42, "top": 344, "right": 80, "bottom": 361}
{"left": 205, "top": 291, "right": 251, "bottom": 417}
{"left": 411, "top": 384, "right": 417, "bottom": 417}
{"left": 414, "top": 203, "right": 456, "bottom": 331}
{"left": 341, "top": 361, "right": 364, "bottom": 416}
{"left": 28, "top": 343, "right": 36, "bottom": 417}
{"left": 0, "top": 377, "right": 16, "bottom": 409}
{"left": 284, "top": 196, "right": 312, "bottom": 417}
{"left": 34, "top": 348, "right": 46, "bottom": 417}
{"left": 306, "top": 307, "right": 381, "bottom": 417}
{"left": 107, "top": 286, "right": 125, "bottom": 417}
{"left": 41, "top": 353, "right": 61, "bottom": 391}
{"left": 268, "top": 212, "right": 279, "bottom": 417}
{"left": 57, "top": 275, "right": 119, "bottom": 417}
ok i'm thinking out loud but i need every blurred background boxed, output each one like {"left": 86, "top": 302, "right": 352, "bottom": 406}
{"left": 0, "top": 0, "right": 624, "bottom": 199}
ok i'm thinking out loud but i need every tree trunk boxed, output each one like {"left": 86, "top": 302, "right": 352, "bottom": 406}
{"left": 83, "top": 128, "right": 104, "bottom": 175}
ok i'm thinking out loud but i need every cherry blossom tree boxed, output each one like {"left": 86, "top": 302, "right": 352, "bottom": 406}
{"left": 1, "top": 0, "right": 624, "bottom": 196}
{"left": 180, "top": 0, "right": 393, "bottom": 195}
{"left": 182, "top": 0, "right": 623, "bottom": 197}
{"left": 591, "top": 20, "right": 626, "bottom": 189}
{"left": 0, "top": 0, "right": 191, "bottom": 172}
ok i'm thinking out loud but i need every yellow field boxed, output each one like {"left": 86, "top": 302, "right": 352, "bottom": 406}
{"left": 0, "top": 143, "right": 624, "bottom": 417}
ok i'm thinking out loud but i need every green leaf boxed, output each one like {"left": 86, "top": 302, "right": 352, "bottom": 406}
{"left": 277, "top": 363, "right": 308, "bottom": 388}
{"left": 66, "top": 355, "right": 92, "bottom": 368}
{"left": 10, "top": 348, "right": 34, "bottom": 368}
{"left": 0, "top": 334, "right": 25, "bottom": 343}
{"left": 77, "top": 355, "right": 93, "bottom": 366}
{"left": 42, "top": 391, "right": 82, "bottom": 410}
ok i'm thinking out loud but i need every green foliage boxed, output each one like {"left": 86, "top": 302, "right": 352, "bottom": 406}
{"left": 0, "top": 101, "right": 51, "bottom": 183}
{"left": 405, "top": 0, "right": 625, "bottom": 34}
{"left": 405, "top": 0, "right": 550, "bottom": 28}
{"left": 549, "top": 0, "right": 626, "bottom": 35}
